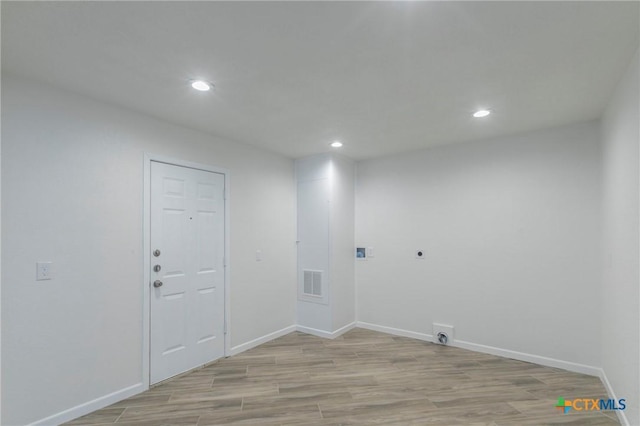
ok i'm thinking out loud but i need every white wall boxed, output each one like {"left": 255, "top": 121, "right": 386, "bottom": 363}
{"left": 1, "top": 75, "right": 296, "bottom": 425}
{"left": 296, "top": 155, "right": 332, "bottom": 332}
{"left": 356, "top": 121, "right": 602, "bottom": 369}
{"left": 601, "top": 49, "right": 639, "bottom": 426}
{"left": 329, "top": 155, "right": 355, "bottom": 331}
{"left": 3, "top": 54, "right": 636, "bottom": 426}
{"left": 295, "top": 154, "right": 355, "bottom": 335}
{"left": 0, "top": 30, "right": 3, "bottom": 422}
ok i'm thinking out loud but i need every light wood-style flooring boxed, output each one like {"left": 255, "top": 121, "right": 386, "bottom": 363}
{"left": 67, "top": 328, "right": 619, "bottom": 425}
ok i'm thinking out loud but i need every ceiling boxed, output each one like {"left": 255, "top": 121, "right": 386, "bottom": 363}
{"left": 2, "top": 1, "right": 638, "bottom": 160}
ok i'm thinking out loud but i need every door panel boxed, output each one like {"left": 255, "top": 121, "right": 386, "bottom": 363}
{"left": 150, "top": 161, "right": 225, "bottom": 384}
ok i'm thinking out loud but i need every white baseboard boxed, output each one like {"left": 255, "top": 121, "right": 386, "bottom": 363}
{"left": 331, "top": 321, "right": 358, "bottom": 337}
{"left": 297, "top": 325, "right": 333, "bottom": 339}
{"left": 228, "top": 324, "right": 297, "bottom": 356}
{"left": 35, "top": 325, "right": 298, "bottom": 425}
{"left": 28, "top": 322, "right": 620, "bottom": 426}
{"left": 357, "top": 321, "right": 434, "bottom": 342}
{"left": 231, "top": 322, "right": 357, "bottom": 355}
{"left": 29, "top": 382, "right": 145, "bottom": 426}
{"left": 297, "top": 321, "right": 357, "bottom": 339}
{"left": 359, "top": 322, "right": 630, "bottom": 422}
{"left": 599, "top": 369, "right": 630, "bottom": 426}
{"left": 356, "top": 321, "right": 601, "bottom": 377}
{"left": 453, "top": 339, "right": 601, "bottom": 377}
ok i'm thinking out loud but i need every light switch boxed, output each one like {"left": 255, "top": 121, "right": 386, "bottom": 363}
{"left": 36, "top": 262, "right": 53, "bottom": 280}
{"left": 367, "top": 247, "right": 375, "bottom": 258}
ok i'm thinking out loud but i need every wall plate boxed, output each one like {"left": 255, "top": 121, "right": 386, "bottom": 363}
{"left": 36, "top": 261, "right": 53, "bottom": 280}
{"left": 433, "top": 323, "right": 454, "bottom": 344}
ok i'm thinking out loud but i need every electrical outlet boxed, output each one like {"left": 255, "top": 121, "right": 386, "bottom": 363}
{"left": 36, "top": 262, "right": 53, "bottom": 281}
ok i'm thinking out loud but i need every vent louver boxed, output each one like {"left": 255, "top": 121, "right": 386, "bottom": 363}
{"left": 303, "top": 270, "right": 322, "bottom": 297}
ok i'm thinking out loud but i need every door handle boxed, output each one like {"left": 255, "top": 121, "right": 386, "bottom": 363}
{"left": 153, "top": 280, "right": 163, "bottom": 288}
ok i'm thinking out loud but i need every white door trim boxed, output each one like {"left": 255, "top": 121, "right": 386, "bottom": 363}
{"left": 142, "top": 153, "right": 230, "bottom": 388}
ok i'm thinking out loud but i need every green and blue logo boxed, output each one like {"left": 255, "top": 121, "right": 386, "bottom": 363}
{"left": 555, "top": 397, "right": 626, "bottom": 414}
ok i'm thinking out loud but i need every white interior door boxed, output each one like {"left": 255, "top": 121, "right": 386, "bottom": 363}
{"left": 150, "top": 161, "right": 225, "bottom": 384}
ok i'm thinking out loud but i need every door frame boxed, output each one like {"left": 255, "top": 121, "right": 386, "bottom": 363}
{"left": 142, "top": 153, "right": 230, "bottom": 387}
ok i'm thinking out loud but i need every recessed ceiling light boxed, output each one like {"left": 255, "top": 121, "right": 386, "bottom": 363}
{"left": 191, "top": 80, "right": 212, "bottom": 91}
{"left": 473, "top": 109, "right": 491, "bottom": 118}
{"left": 330, "top": 141, "right": 343, "bottom": 148}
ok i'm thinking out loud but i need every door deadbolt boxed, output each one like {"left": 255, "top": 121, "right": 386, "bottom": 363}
{"left": 153, "top": 280, "right": 163, "bottom": 288}
{"left": 153, "top": 249, "right": 161, "bottom": 257}
{"left": 153, "top": 264, "right": 161, "bottom": 272}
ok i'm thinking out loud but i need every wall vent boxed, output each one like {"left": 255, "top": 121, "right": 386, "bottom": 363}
{"left": 303, "top": 270, "right": 323, "bottom": 297}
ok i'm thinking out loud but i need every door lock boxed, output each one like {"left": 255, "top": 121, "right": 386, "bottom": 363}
{"left": 153, "top": 264, "right": 161, "bottom": 272}
{"left": 153, "top": 280, "right": 163, "bottom": 288}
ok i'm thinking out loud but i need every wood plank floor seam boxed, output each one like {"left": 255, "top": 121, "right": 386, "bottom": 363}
{"left": 65, "top": 329, "right": 620, "bottom": 425}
